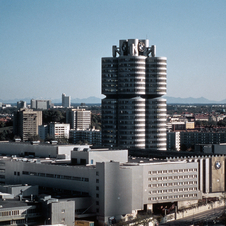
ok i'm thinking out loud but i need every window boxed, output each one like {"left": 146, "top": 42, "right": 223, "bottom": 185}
{"left": 96, "top": 186, "right": 99, "bottom": 191}
{"left": 96, "top": 179, "right": 99, "bottom": 183}
{"left": 96, "top": 171, "right": 99, "bottom": 176}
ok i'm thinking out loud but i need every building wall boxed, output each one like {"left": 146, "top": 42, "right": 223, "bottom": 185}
{"left": 167, "top": 132, "right": 180, "bottom": 151}
{"left": 13, "top": 109, "right": 42, "bottom": 141}
{"left": 211, "top": 156, "right": 225, "bottom": 192}
{"left": 71, "top": 149, "right": 128, "bottom": 165}
{"left": 0, "top": 142, "right": 88, "bottom": 159}
{"left": 180, "top": 132, "right": 226, "bottom": 148}
{"left": 62, "top": 93, "right": 71, "bottom": 108}
{"left": 49, "top": 123, "right": 70, "bottom": 139}
{"left": 51, "top": 200, "right": 75, "bottom": 226}
{"left": 66, "top": 109, "right": 91, "bottom": 130}
{"left": 96, "top": 162, "right": 132, "bottom": 223}
{"left": 30, "top": 99, "right": 52, "bottom": 110}
{"left": 69, "top": 129, "right": 101, "bottom": 146}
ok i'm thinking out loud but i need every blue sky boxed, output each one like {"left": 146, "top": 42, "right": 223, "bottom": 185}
{"left": 1, "top": 0, "right": 226, "bottom": 101}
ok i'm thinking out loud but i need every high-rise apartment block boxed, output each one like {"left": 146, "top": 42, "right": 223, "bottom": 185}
{"left": 66, "top": 109, "right": 91, "bottom": 130}
{"left": 102, "top": 39, "right": 167, "bottom": 150}
{"left": 13, "top": 109, "right": 42, "bottom": 141}
{"left": 62, "top": 93, "right": 71, "bottom": 108}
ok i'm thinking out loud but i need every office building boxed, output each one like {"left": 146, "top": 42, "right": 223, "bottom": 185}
{"left": 62, "top": 93, "right": 71, "bottom": 108}
{"left": 38, "top": 124, "right": 48, "bottom": 140}
{"left": 17, "top": 100, "right": 26, "bottom": 109}
{"left": 167, "top": 131, "right": 180, "bottom": 151}
{"left": 48, "top": 122, "right": 70, "bottom": 140}
{"left": 2, "top": 142, "right": 225, "bottom": 225}
{"left": 30, "top": 99, "right": 52, "bottom": 110}
{"left": 0, "top": 184, "right": 75, "bottom": 225}
{"left": 101, "top": 39, "right": 167, "bottom": 150}
{"left": 66, "top": 108, "right": 91, "bottom": 130}
{"left": 69, "top": 128, "right": 101, "bottom": 146}
{"left": 13, "top": 108, "right": 42, "bottom": 141}
{"left": 180, "top": 131, "right": 226, "bottom": 150}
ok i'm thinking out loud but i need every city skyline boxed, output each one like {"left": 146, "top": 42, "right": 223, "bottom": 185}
{"left": 1, "top": 0, "right": 226, "bottom": 101}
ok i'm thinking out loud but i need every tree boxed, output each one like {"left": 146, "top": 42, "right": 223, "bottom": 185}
{"left": 91, "top": 113, "right": 101, "bottom": 130}
{"left": 42, "top": 109, "right": 66, "bottom": 124}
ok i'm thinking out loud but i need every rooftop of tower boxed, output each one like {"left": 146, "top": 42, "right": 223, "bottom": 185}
{"left": 112, "top": 39, "right": 156, "bottom": 57}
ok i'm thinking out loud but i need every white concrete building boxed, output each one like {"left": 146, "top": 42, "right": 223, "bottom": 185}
{"left": 66, "top": 109, "right": 91, "bottom": 130}
{"left": 49, "top": 122, "right": 70, "bottom": 139}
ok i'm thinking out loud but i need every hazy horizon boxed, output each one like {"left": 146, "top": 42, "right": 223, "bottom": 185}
{"left": 1, "top": 0, "right": 226, "bottom": 101}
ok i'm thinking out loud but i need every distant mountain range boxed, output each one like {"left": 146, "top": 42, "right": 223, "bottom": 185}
{"left": 1, "top": 96, "right": 226, "bottom": 104}
{"left": 164, "top": 96, "right": 226, "bottom": 104}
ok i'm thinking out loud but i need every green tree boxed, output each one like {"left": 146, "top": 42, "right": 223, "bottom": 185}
{"left": 42, "top": 109, "right": 66, "bottom": 124}
{"left": 91, "top": 113, "right": 101, "bottom": 130}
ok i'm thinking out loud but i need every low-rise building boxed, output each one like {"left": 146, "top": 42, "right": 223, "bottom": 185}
{"left": 0, "top": 142, "right": 225, "bottom": 225}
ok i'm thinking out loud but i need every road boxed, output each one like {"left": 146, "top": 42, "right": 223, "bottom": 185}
{"left": 160, "top": 206, "right": 225, "bottom": 225}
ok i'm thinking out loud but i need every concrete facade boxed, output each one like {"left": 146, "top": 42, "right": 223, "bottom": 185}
{"left": 13, "top": 109, "right": 42, "bottom": 141}
{"left": 69, "top": 129, "right": 102, "bottom": 146}
{"left": 49, "top": 122, "right": 70, "bottom": 139}
{"left": 66, "top": 109, "right": 91, "bottom": 130}
{"left": 30, "top": 99, "right": 52, "bottom": 110}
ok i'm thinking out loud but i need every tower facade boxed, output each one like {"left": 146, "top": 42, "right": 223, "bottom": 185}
{"left": 13, "top": 109, "right": 42, "bottom": 141}
{"left": 101, "top": 39, "right": 167, "bottom": 150}
{"left": 66, "top": 109, "right": 91, "bottom": 130}
{"left": 62, "top": 93, "right": 71, "bottom": 108}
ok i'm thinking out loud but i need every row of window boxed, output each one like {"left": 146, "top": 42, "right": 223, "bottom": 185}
{"left": 0, "top": 210, "right": 19, "bottom": 217}
{"left": 22, "top": 171, "right": 89, "bottom": 182}
{"left": 149, "top": 181, "right": 197, "bottom": 187}
{"left": 149, "top": 168, "right": 197, "bottom": 174}
{"left": 149, "top": 174, "right": 197, "bottom": 181}
{"left": 149, "top": 193, "right": 197, "bottom": 201}
{"left": 149, "top": 187, "right": 197, "bottom": 194}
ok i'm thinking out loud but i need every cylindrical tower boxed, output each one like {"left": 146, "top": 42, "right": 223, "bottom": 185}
{"left": 102, "top": 39, "right": 167, "bottom": 151}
